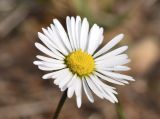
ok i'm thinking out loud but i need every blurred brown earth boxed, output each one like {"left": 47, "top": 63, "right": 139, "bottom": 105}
{"left": 0, "top": 0, "right": 160, "bottom": 119}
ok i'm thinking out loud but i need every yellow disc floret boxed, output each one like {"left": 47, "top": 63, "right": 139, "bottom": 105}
{"left": 66, "top": 49, "right": 95, "bottom": 76}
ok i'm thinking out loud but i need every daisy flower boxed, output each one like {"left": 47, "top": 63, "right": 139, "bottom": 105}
{"left": 33, "top": 16, "right": 134, "bottom": 108}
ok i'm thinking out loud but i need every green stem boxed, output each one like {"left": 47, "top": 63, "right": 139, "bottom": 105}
{"left": 116, "top": 102, "right": 125, "bottom": 119}
{"left": 53, "top": 90, "right": 67, "bottom": 119}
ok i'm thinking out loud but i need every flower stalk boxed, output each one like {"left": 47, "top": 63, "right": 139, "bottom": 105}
{"left": 53, "top": 90, "right": 67, "bottom": 119}
{"left": 116, "top": 102, "right": 125, "bottom": 119}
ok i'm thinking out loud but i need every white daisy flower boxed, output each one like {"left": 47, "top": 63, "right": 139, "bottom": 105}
{"left": 33, "top": 16, "right": 134, "bottom": 108}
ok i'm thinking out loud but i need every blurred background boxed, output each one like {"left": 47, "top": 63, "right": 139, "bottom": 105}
{"left": 0, "top": 0, "right": 160, "bottom": 119}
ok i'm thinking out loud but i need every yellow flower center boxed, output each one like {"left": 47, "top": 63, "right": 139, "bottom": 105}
{"left": 66, "top": 49, "right": 95, "bottom": 76}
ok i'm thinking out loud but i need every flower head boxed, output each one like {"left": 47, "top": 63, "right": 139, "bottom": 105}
{"left": 66, "top": 49, "right": 95, "bottom": 76}
{"left": 34, "top": 16, "right": 134, "bottom": 108}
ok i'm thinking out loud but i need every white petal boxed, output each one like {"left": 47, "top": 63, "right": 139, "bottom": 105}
{"left": 42, "top": 28, "right": 51, "bottom": 39}
{"left": 90, "top": 75, "right": 116, "bottom": 103}
{"left": 67, "top": 74, "right": 76, "bottom": 87}
{"left": 95, "top": 72, "right": 124, "bottom": 85}
{"left": 42, "top": 72, "right": 55, "bottom": 79}
{"left": 94, "top": 34, "right": 124, "bottom": 58}
{"left": 75, "top": 77, "right": 82, "bottom": 97}
{"left": 97, "top": 70, "right": 135, "bottom": 81}
{"left": 66, "top": 16, "right": 75, "bottom": 50}
{"left": 102, "top": 88, "right": 118, "bottom": 103}
{"left": 80, "top": 18, "right": 89, "bottom": 51}
{"left": 34, "top": 60, "right": 66, "bottom": 74}
{"left": 82, "top": 77, "right": 94, "bottom": 103}
{"left": 41, "top": 28, "right": 58, "bottom": 50}
{"left": 41, "top": 28, "right": 62, "bottom": 53}
{"left": 115, "top": 78, "right": 129, "bottom": 84}
{"left": 94, "top": 28, "right": 103, "bottom": 51}
{"left": 67, "top": 86, "right": 74, "bottom": 98}
{"left": 34, "top": 61, "right": 66, "bottom": 71}
{"left": 52, "top": 68, "right": 69, "bottom": 79}
{"left": 85, "top": 76, "right": 104, "bottom": 99}
{"left": 76, "top": 97, "right": 82, "bottom": 108}
{"left": 95, "top": 46, "right": 128, "bottom": 61}
{"left": 67, "top": 74, "right": 77, "bottom": 98}
{"left": 33, "top": 61, "right": 65, "bottom": 68}
{"left": 94, "top": 78, "right": 118, "bottom": 102}
{"left": 49, "top": 25, "right": 68, "bottom": 55}
{"left": 36, "top": 55, "right": 64, "bottom": 63}
{"left": 104, "top": 66, "right": 130, "bottom": 71}
{"left": 38, "top": 32, "right": 64, "bottom": 60}
{"left": 38, "top": 66, "right": 55, "bottom": 71}
{"left": 96, "top": 54, "right": 130, "bottom": 68}
{"left": 75, "top": 16, "right": 81, "bottom": 49}
{"left": 53, "top": 19, "right": 72, "bottom": 52}
{"left": 98, "top": 33, "right": 104, "bottom": 47}
{"left": 71, "top": 17, "right": 78, "bottom": 50}
{"left": 93, "top": 75, "right": 118, "bottom": 103}
{"left": 115, "top": 66, "right": 130, "bottom": 70}
{"left": 75, "top": 77, "right": 82, "bottom": 108}
{"left": 93, "top": 74, "right": 117, "bottom": 94}
{"left": 95, "top": 52, "right": 128, "bottom": 62}
{"left": 54, "top": 71, "right": 70, "bottom": 85}
{"left": 59, "top": 72, "right": 73, "bottom": 91}
{"left": 35, "top": 43, "right": 57, "bottom": 58}
{"left": 42, "top": 68, "right": 69, "bottom": 79}
{"left": 38, "top": 32, "right": 55, "bottom": 49}
{"left": 87, "top": 24, "right": 104, "bottom": 54}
